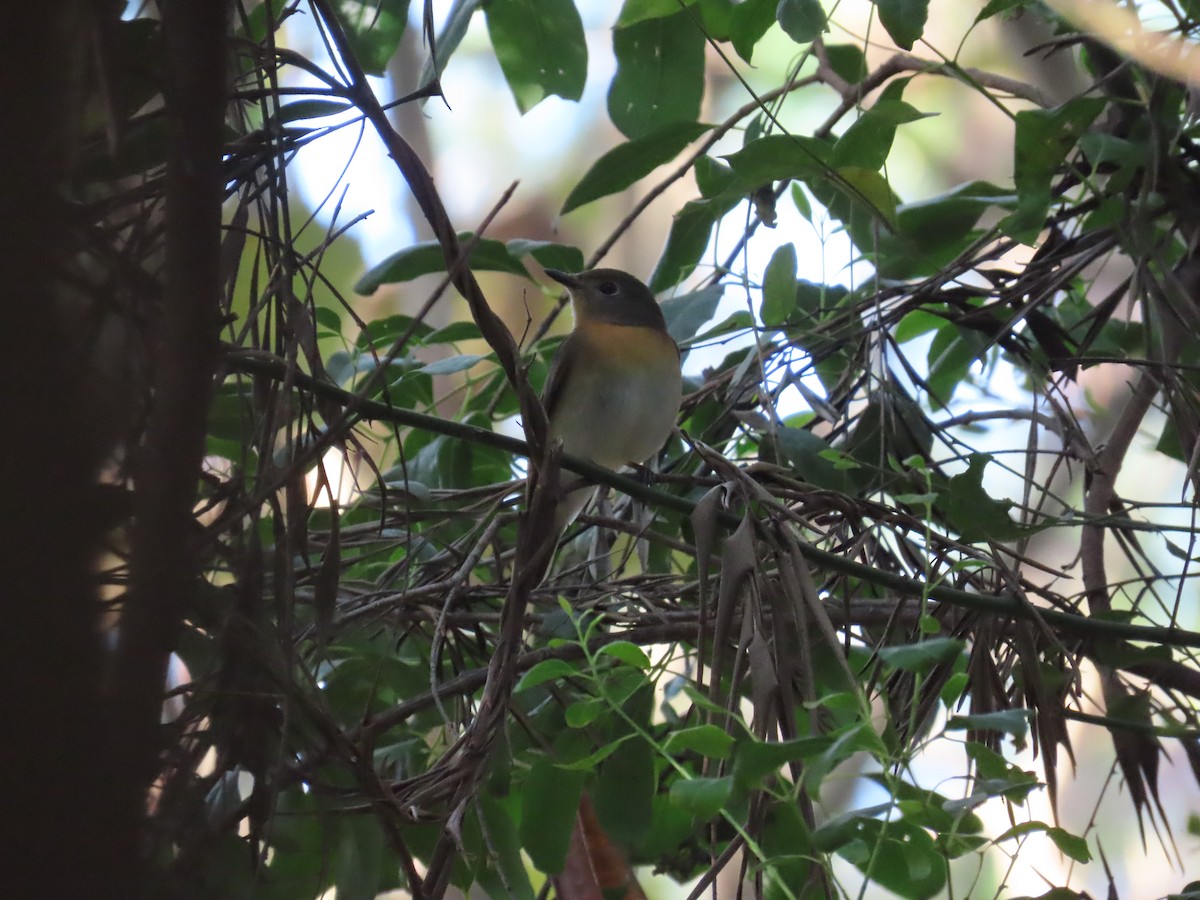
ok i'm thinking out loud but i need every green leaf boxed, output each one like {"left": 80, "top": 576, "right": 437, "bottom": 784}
{"left": 825, "top": 165, "right": 899, "bottom": 231}
{"left": 355, "top": 313, "right": 433, "bottom": 350}
{"left": 937, "top": 453, "right": 1028, "bottom": 542}
{"left": 761, "top": 243, "right": 798, "bottom": 326}
{"left": 825, "top": 43, "right": 867, "bottom": 83}
{"left": 334, "top": 813, "right": 387, "bottom": 899}
{"left": 418, "top": 0, "right": 481, "bottom": 89}
{"left": 776, "top": 0, "right": 826, "bottom": 43}
{"left": 562, "top": 121, "right": 711, "bottom": 213}
{"left": 515, "top": 658, "right": 579, "bottom": 691}
{"left": 564, "top": 697, "right": 606, "bottom": 728}
{"left": 506, "top": 239, "right": 585, "bottom": 274}
{"left": 278, "top": 99, "right": 352, "bottom": 123}
{"left": 617, "top": 0, "right": 701, "bottom": 26}
{"left": 873, "top": 0, "right": 928, "bottom": 51}
{"left": 996, "top": 820, "right": 1091, "bottom": 862}
{"left": 336, "top": 0, "right": 411, "bottom": 76}
{"left": 729, "top": 0, "right": 777, "bottom": 62}
{"left": 732, "top": 735, "right": 832, "bottom": 788}
{"left": 694, "top": 154, "right": 739, "bottom": 198}
{"left": 519, "top": 758, "right": 585, "bottom": 874}
{"left": 426, "top": 321, "right": 483, "bottom": 344}
{"left": 417, "top": 354, "right": 485, "bottom": 376}
{"left": 592, "top": 737, "right": 656, "bottom": 846}
{"left": 775, "top": 427, "right": 853, "bottom": 492}
{"left": 833, "top": 98, "right": 931, "bottom": 171}
{"left": 1046, "top": 826, "right": 1092, "bottom": 862}
{"left": 947, "top": 708, "right": 1033, "bottom": 738}
{"left": 669, "top": 776, "right": 732, "bottom": 819}
{"left": 315, "top": 306, "right": 343, "bottom": 333}
{"left": 877, "top": 636, "right": 965, "bottom": 674}
{"left": 649, "top": 199, "right": 731, "bottom": 291}
{"left": 478, "top": 798, "right": 536, "bottom": 900}
{"left": 355, "top": 234, "right": 527, "bottom": 293}
{"left": 876, "top": 181, "right": 1015, "bottom": 279}
{"left": 662, "top": 284, "right": 724, "bottom": 342}
{"left": 837, "top": 818, "right": 947, "bottom": 897}
{"left": 596, "top": 640, "right": 651, "bottom": 669}
{"left": 1002, "top": 98, "right": 1105, "bottom": 242}
{"left": 609, "top": 11, "right": 705, "bottom": 139}
{"left": 975, "top": 0, "right": 1029, "bottom": 23}
{"left": 485, "top": 0, "right": 586, "bottom": 113}
{"left": 762, "top": 805, "right": 813, "bottom": 897}
{"left": 663, "top": 725, "right": 735, "bottom": 759}
{"left": 722, "top": 134, "right": 831, "bottom": 185}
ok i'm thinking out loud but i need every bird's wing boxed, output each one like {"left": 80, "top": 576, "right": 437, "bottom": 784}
{"left": 541, "top": 332, "right": 580, "bottom": 424}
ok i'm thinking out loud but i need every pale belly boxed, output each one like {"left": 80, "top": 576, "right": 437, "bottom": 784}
{"left": 551, "top": 361, "right": 682, "bottom": 470}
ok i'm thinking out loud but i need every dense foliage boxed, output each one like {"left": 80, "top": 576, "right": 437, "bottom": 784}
{"left": 24, "top": 0, "right": 1200, "bottom": 897}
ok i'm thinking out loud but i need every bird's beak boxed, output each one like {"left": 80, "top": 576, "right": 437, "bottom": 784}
{"left": 544, "top": 268, "right": 581, "bottom": 290}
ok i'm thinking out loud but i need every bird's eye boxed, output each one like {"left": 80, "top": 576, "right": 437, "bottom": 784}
{"left": 599, "top": 281, "right": 619, "bottom": 296}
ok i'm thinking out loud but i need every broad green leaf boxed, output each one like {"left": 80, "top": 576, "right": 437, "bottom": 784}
{"left": 519, "top": 758, "right": 585, "bottom": 874}
{"left": 838, "top": 818, "right": 947, "bottom": 898}
{"left": 669, "top": 776, "right": 732, "bottom": 819}
{"left": 722, "top": 134, "right": 831, "bottom": 185}
{"left": 649, "top": 198, "right": 733, "bottom": 291}
{"left": 506, "top": 239, "right": 585, "bottom": 274}
{"left": 947, "top": 708, "right": 1032, "bottom": 738}
{"left": 418, "top": 0, "right": 481, "bottom": 89}
{"left": 485, "top": 0, "right": 586, "bottom": 113}
{"left": 337, "top": 0, "right": 412, "bottom": 75}
{"left": 761, "top": 802, "right": 813, "bottom": 895}
{"left": 562, "top": 121, "right": 711, "bottom": 213}
{"left": 609, "top": 11, "right": 705, "bottom": 139}
{"left": 694, "top": 154, "right": 738, "bottom": 197}
{"left": 874, "top": 0, "right": 928, "bottom": 50}
{"left": 426, "top": 321, "right": 483, "bottom": 344}
{"left": 996, "top": 821, "right": 1091, "bottom": 862}
{"left": 355, "top": 314, "right": 434, "bottom": 350}
{"left": 417, "top": 353, "right": 485, "bottom": 376}
{"left": 335, "top": 814, "right": 393, "bottom": 899}
{"left": 790, "top": 182, "right": 813, "bottom": 220}
{"left": 355, "top": 234, "right": 527, "bottom": 293}
{"left": 1002, "top": 97, "right": 1105, "bottom": 242}
{"left": 616, "top": 0, "right": 701, "bottom": 26}
{"left": 937, "top": 453, "right": 1027, "bottom": 542}
{"left": 1046, "top": 827, "right": 1092, "bottom": 863}
{"left": 478, "top": 798, "right": 535, "bottom": 900}
{"left": 824, "top": 165, "right": 899, "bottom": 231}
{"left": 515, "top": 658, "right": 579, "bottom": 691}
{"left": 663, "top": 725, "right": 735, "bottom": 759}
{"left": 564, "top": 697, "right": 606, "bottom": 728}
{"left": 776, "top": 0, "right": 826, "bottom": 43}
{"left": 975, "top": 0, "right": 1030, "bottom": 23}
{"left": 278, "top": 99, "right": 352, "bottom": 123}
{"left": 732, "top": 735, "right": 832, "bottom": 788}
{"left": 729, "top": 0, "right": 777, "bottom": 62}
{"left": 877, "top": 637, "right": 965, "bottom": 674}
{"left": 876, "top": 181, "right": 1015, "bottom": 279}
{"left": 662, "top": 284, "right": 724, "bottom": 342}
{"left": 592, "top": 737, "right": 656, "bottom": 846}
{"left": 596, "top": 640, "right": 652, "bottom": 668}
{"left": 833, "top": 98, "right": 931, "bottom": 171}
{"left": 315, "top": 306, "right": 343, "bottom": 334}
{"left": 825, "top": 43, "right": 867, "bottom": 83}
{"left": 697, "top": 0, "right": 736, "bottom": 38}
{"left": 761, "top": 243, "right": 798, "bottom": 326}
{"left": 775, "top": 427, "right": 853, "bottom": 492}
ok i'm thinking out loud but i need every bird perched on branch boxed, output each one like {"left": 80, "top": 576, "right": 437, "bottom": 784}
{"left": 540, "top": 267, "right": 682, "bottom": 545}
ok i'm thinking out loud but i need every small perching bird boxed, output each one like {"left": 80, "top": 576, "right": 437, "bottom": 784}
{"left": 540, "top": 267, "right": 683, "bottom": 544}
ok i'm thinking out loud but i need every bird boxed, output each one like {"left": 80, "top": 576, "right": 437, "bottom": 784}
{"left": 539, "top": 267, "right": 683, "bottom": 548}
